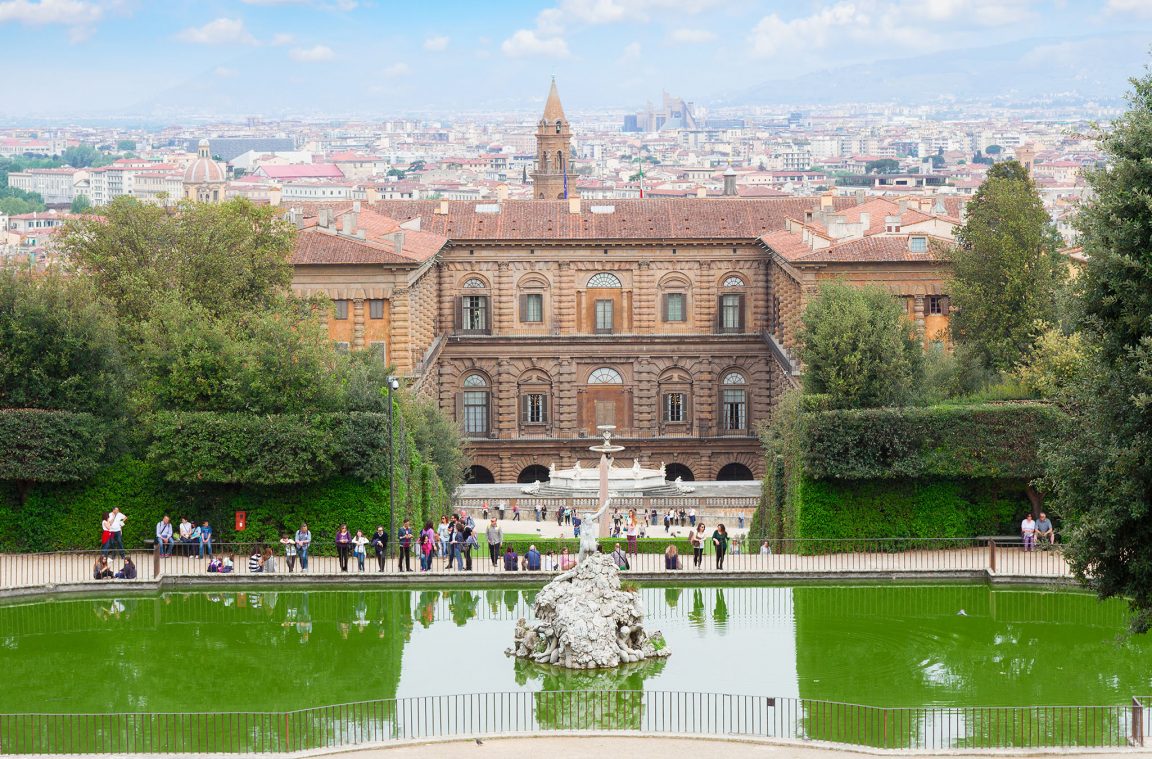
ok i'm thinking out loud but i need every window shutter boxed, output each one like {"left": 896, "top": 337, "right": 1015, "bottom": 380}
{"left": 542, "top": 395, "right": 549, "bottom": 424}
{"left": 661, "top": 294, "right": 668, "bottom": 322}
{"left": 737, "top": 294, "right": 746, "bottom": 330}
{"left": 716, "top": 296, "right": 724, "bottom": 331}
{"left": 480, "top": 296, "right": 490, "bottom": 330}
{"left": 455, "top": 391, "right": 464, "bottom": 426}
{"left": 940, "top": 296, "right": 950, "bottom": 315}
{"left": 519, "top": 294, "right": 529, "bottom": 322}
{"left": 454, "top": 297, "right": 462, "bottom": 331}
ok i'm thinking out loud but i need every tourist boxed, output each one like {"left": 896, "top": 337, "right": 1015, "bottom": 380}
{"left": 104, "top": 507, "right": 127, "bottom": 559}
{"left": 334, "top": 524, "right": 352, "bottom": 572}
{"left": 678, "top": 508, "right": 687, "bottom": 527}
{"left": 760, "top": 540, "right": 772, "bottom": 556}
{"left": 712, "top": 524, "right": 730, "bottom": 570}
{"left": 486, "top": 518, "right": 503, "bottom": 567}
{"left": 650, "top": 508, "right": 658, "bottom": 527}
{"left": 370, "top": 526, "right": 388, "bottom": 572}
{"left": 544, "top": 551, "right": 557, "bottom": 571}
{"left": 738, "top": 511, "right": 746, "bottom": 530}
{"left": 92, "top": 555, "right": 113, "bottom": 580}
{"left": 535, "top": 503, "right": 542, "bottom": 522}
{"left": 1021, "top": 513, "right": 1037, "bottom": 552}
{"left": 398, "top": 519, "right": 413, "bottom": 572}
{"left": 638, "top": 522, "right": 647, "bottom": 539}
{"left": 559, "top": 547, "right": 575, "bottom": 571}
{"left": 503, "top": 546, "right": 518, "bottom": 571}
{"left": 1036, "top": 512, "right": 1056, "bottom": 546}
{"left": 573, "top": 514, "right": 582, "bottom": 538}
{"left": 482, "top": 500, "right": 490, "bottom": 519}
{"left": 437, "top": 516, "right": 450, "bottom": 559}
{"left": 295, "top": 523, "right": 312, "bottom": 572}
{"left": 691, "top": 522, "right": 707, "bottom": 568}
{"left": 611, "top": 542, "right": 629, "bottom": 570}
{"left": 665, "top": 545, "right": 680, "bottom": 571}
{"left": 100, "top": 512, "right": 112, "bottom": 555}
{"left": 280, "top": 533, "right": 297, "bottom": 572}
{"left": 262, "top": 546, "right": 277, "bottom": 574}
{"left": 663, "top": 511, "right": 671, "bottom": 533}
{"left": 114, "top": 556, "right": 137, "bottom": 579}
{"left": 450, "top": 524, "right": 464, "bottom": 570}
{"left": 565, "top": 506, "right": 572, "bottom": 526}
{"left": 731, "top": 537, "right": 742, "bottom": 556}
{"left": 444, "top": 519, "right": 458, "bottom": 569}
{"left": 463, "top": 527, "right": 477, "bottom": 571}
{"left": 689, "top": 508, "right": 696, "bottom": 527}
{"left": 207, "top": 556, "right": 222, "bottom": 573}
{"left": 249, "top": 549, "right": 263, "bottom": 573}
{"left": 626, "top": 510, "right": 639, "bottom": 555}
{"left": 420, "top": 521, "right": 436, "bottom": 572}
{"left": 198, "top": 520, "right": 213, "bottom": 559}
{"left": 156, "top": 515, "right": 173, "bottom": 557}
{"left": 499, "top": 500, "right": 508, "bottom": 520}
{"left": 221, "top": 555, "right": 234, "bottom": 573}
{"left": 352, "top": 530, "right": 369, "bottom": 572}
{"left": 512, "top": 503, "right": 521, "bottom": 521}
{"left": 525, "top": 544, "right": 542, "bottom": 571}
{"left": 178, "top": 517, "right": 195, "bottom": 555}
{"left": 462, "top": 510, "right": 475, "bottom": 532}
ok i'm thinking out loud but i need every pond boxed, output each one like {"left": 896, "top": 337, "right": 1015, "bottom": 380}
{"left": 2, "top": 582, "right": 1149, "bottom": 718}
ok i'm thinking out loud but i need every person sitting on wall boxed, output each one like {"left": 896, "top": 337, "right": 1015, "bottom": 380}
{"left": 1035, "top": 512, "right": 1056, "bottom": 546}
{"left": 92, "top": 556, "right": 113, "bottom": 580}
{"left": 114, "top": 556, "right": 137, "bottom": 580}
{"left": 220, "top": 555, "right": 234, "bottom": 573}
{"left": 248, "top": 550, "right": 263, "bottom": 573}
{"left": 525, "top": 545, "right": 542, "bottom": 571}
{"left": 503, "top": 546, "right": 518, "bottom": 571}
{"left": 207, "top": 557, "right": 222, "bottom": 573}
{"left": 665, "top": 544, "right": 680, "bottom": 570}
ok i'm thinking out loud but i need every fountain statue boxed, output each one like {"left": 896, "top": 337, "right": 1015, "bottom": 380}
{"left": 508, "top": 426, "right": 671, "bottom": 669}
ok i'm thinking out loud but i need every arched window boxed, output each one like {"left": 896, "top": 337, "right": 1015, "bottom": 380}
{"left": 555, "top": 120, "right": 562, "bottom": 134}
{"left": 518, "top": 275, "right": 548, "bottom": 325}
{"left": 463, "top": 277, "right": 487, "bottom": 288}
{"left": 458, "top": 277, "right": 489, "bottom": 333}
{"left": 723, "top": 275, "right": 746, "bottom": 288}
{"left": 721, "top": 371, "right": 747, "bottom": 431}
{"left": 660, "top": 274, "right": 690, "bottom": 323}
{"left": 460, "top": 374, "right": 490, "bottom": 436}
{"left": 588, "top": 367, "right": 623, "bottom": 384}
{"left": 717, "top": 275, "right": 746, "bottom": 332}
{"left": 519, "top": 369, "right": 551, "bottom": 426}
{"left": 587, "top": 272, "right": 622, "bottom": 288}
{"left": 660, "top": 367, "right": 692, "bottom": 425}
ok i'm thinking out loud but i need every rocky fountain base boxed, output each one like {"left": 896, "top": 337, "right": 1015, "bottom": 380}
{"left": 507, "top": 553, "right": 670, "bottom": 669}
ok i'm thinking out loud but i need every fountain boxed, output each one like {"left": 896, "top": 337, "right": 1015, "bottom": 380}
{"left": 508, "top": 427, "right": 671, "bottom": 668}
{"left": 525, "top": 426, "right": 671, "bottom": 496}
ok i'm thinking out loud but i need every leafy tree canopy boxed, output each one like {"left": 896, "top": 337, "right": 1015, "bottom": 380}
{"left": 797, "top": 281, "right": 925, "bottom": 409}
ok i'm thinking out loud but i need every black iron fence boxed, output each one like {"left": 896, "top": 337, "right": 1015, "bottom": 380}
{"left": 0, "top": 690, "right": 1143, "bottom": 754}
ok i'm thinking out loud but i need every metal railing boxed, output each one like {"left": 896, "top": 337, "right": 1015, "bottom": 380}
{"left": 0, "top": 690, "right": 1142, "bottom": 754}
{"left": 0, "top": 538, "right": 1072, "bottom": 592}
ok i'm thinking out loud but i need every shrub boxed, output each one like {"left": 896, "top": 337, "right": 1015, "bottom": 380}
{"left": 0, "top": 410, "right": 108, "bottom": 484}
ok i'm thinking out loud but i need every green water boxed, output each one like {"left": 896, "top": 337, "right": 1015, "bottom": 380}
{"left": 0, "top": 584, "right": 1148, "bottom": 716}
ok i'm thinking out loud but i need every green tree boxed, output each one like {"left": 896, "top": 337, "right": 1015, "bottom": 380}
{"left": 60, "top": 144, "right": 105, "bottom": 168}
{"left": 0, "top": 186, "right": 45, "bottom": 214}
{"left": 797, "top": 282, "right": 924, "bottom": 409}
{"left": 116, "top": 140, "right": 136, "bottom": 152}
{"left": 865, "top": 158, "right": 900, "bottom": 174}
{"left": 1041, "top": 69, "right": 1152, "bottom": 631}
{"left": 69, "top": 195, "right": 92, "bottom": 214}
{"left": 400, "top": 391, "right": 468, "bottom": 493}
{"left": 948, "top": 160, "right": 1065, "bottom": 373}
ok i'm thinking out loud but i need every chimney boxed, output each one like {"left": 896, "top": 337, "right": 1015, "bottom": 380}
{"left": 341, "top": 212, "right": 354, "bottom": 236}
{"left": 497, "top": 184, "right": 509, "bottom": 201}
{"left": 819, "top": 192, "right": 834, "bottom": 210}
{"left": 435, "top": 200, "right": 449, "bottom": 215}
{"left": 858, "top": 212, "right": 870, "bottom": 233}
{"left": 855, "top": 189, "right": 866, "bottom": 203}
{"left": 696, "top": 187, "right": 708, "bottom": 198}
{"left": 318, "top": 208, "right": 330, "bottom": 228}
{"left": 898, "top": 199, "right": 908, "bottom": 213}
{"left": 722, "top": 167, "right": 737, "bottom": 196}
{"left": 568, "top": 196, "right": 581, "bottom": 214}
{"left": 365, "top": 186, "right": 379, "bottom": 203}
{"left": 352, "top": 200, "right": 361, "bottom": 213}
{"left": 392, "top": 231, "right": 405, "bottom": 254}
{"left": 268, "top": 186, "right": 282, "bottom": 207}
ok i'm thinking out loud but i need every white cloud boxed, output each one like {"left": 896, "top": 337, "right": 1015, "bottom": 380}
{"left": 241, "top": 0, "right": 358, "bottom": 8}
{"left": 177, "top": 17, "right": 258, "bottom": 46}
{"left": 423, "top": 34, "right": 449, "bottom": 51}
{"left": 669, "top": 27, "right": 715, "bottom": 43}
{"left": 290, "top": 44, "right": 335, "bottom": 61}
{"left": 908, "top": 0, "right": 1037, "bottom": 25}
{"left": 1107, "top": 0, "right": 1152, "bottom": 15}
{"left": 501, "top": 29, "right": 570, "bottom": 58}
{"left": 214, "top": 66, "right": 239, "bottom": 78}
{"left": 382, "top": 62, "right": 410, "bottom": 77}
{"left": 270, "top": 32, "right": 295, "bottom": 46}
{"left": 0, "top": 0, "right": 105, "bottom": 41}
{"left": 749, "top": 3, "right": 865, "bottom": 58}
{"left": 620, "top": 40, "right": 642, "bottom": 60}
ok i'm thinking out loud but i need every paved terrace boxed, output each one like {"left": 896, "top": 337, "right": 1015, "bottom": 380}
{"left": 0, "top": 540, "right": 1073, "bottom": 593}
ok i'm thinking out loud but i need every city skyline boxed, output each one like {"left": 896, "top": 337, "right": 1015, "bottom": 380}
{"left": 1, "top": 0, "right": 1151, "bottom": 119}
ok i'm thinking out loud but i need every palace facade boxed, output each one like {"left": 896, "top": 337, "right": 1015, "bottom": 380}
{"left": 288, "top": 83, "right": 962, "bottom": 484}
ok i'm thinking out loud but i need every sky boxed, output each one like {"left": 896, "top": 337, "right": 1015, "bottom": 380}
{"left": 1, "top": 0, "right": 1150, "bottom": 118}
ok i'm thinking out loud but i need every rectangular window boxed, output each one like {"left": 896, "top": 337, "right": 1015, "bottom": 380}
{"left": 369, "top": 341, "right": 387, "bottom": 362}
{"left": 720, "top": 294, "right": 743, "bottom": 331}
{"left": 462, "top": 391, "right": 489, "bottom": 435}
{"left": 910, "top": 236, "right": 928, "bottom": 253}
{"left": 368, "top": 299, "right": 384, "bottom": 320}
{"left": 663, "top": 393, "right": 686, "bottom": 423}
{"left": 521, "top": 293, "right": 543, "bottom": 323}
{"left": 595, "top": 299, "right": 614, "bottom": 333}
{"left": 334, "top": 341, "right": 350, "bottom": 353}
{"left": 334, "top": 300, "right": 349, "bottom": 320}
{"left": 928, "top": 296, "right": 943, "bottom": 315}
{"left": 664, "top": 293, "right": 686, "bottom": 322}
{"left": 463, "top": 295, "right": 488, "bottom": 331}
{"left": 723, "top": 389, "right": 747, "bottom": 430}
{"left": 522, "top": 393, "right": 548, "bottom": 424}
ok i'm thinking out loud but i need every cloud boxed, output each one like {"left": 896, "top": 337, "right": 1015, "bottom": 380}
{"left": 382, "top": 62, "right": 410, "bottom": 77}
{"left": 501, "top": 29, "right": 570, "bottom": 58}
{"left": 1107, "top": 0, "right": 1152, "bottom": 15}
{"left": 290, "top": 44, "right": 335, "bottom": 61}
{"left": 0, "top": 0, "right": 106, "bottom": 41}
{"left": 240, "top": 0, "right": 358, "bottom": 8}
{"left": 177, "top": 17, "right": 258, "bottom": 46}
{"left": 669, "top": 27, "right": 715, "bottom": 43}
{"left": 423, "top": 34, "right": 449, "bottom": 51}
{"left": 749, "top": 3, "right": 864, "bottom": 58}
{"left": 213, "top": 66, "right": 239, "bottom": 78}
{"left": 270, "top": 32, "right": 295, "bottom": 45}
{"left": 620, "top": 41, "right": 642, "bottom": 60}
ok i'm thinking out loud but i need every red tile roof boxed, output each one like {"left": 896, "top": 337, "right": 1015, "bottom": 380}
{"left": 258, "top": 164, "right": 345, "bottom": 180}
{"left": 292, "top": 230, "right": 413, "bottom": 265}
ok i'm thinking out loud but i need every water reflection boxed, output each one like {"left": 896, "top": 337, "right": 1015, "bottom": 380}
{"left": 513, "top": 657, "right": 668, "bottom": 730}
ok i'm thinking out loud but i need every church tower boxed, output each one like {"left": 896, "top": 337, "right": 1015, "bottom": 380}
{"left": 532, "top": 78, "right": 575, "bottom": 200}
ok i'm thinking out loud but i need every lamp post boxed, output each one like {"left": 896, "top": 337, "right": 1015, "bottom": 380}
{"left": 387, "top": 375, "right": 400, "bottom": 558}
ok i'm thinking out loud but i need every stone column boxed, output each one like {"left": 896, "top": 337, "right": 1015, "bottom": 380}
{"left": 496, "top": 358, "right": 514, "bottom": 439}
{"left": 913, "top": 295, "right": 926, "bottom": 341}
{"left": 352, "top": 298, "right": 365, "bottom": 350}
{"left": 390, "top": 288, "right": 411, "bottom": 373}
{"left": 496, "top": 261, "right": 512, "bottom": 334}
{"left": 557, "top": 262, "right": 574, "bottom": 335}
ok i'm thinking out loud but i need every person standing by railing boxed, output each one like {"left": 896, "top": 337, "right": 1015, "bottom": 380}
{"left": 280, "top": 533, "right": 297, "bottom": 572}
{"left": 156, "top": 515, "right": 173, "bottom": 558}
{"left": 420, "top": 521, "right": 436, "bottom": 572}
{"left": 295, "top": 523, "right": 312, "bottom": 572}
{"left": 712, "top": 524, "right": 729, "bottom": 570}
{"left": 691, "top": 522, "right": 707, "bottom": 569}
{"left": 104, "top": 507, "right": 127, "bottom": 559}
{"left": 486, "top": 518, "right": 502, "bottom": 567}
{"left": 1021, "top": 514, "right": 1037, "bottom": 552}
{"left": 335, "top": 524, "right": 352, "bottom": 572}
{"left": 626, "top": 510, "right": 639, "bottom": 556}
{"left": 398, "top": 519, "right": 413, "bottom": 571}
{"left": 370, "top": 525, "right": 388, "bottom": 572}
{"left": 198, "top": 520, "right": 213, "bottom": 559}
{"left": 352, "top": 530, "right": 368, "bottom": 572}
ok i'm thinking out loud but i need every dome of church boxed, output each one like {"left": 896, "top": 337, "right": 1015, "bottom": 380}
{"left": 184, "top": 139, "right": 226, "bottom": 184}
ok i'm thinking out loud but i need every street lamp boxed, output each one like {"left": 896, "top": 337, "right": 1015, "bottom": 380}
{"left": 387, "top": 375, "right": 400, "bottom": 560}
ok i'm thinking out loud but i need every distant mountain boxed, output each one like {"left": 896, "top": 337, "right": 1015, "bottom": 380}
{"left": 716, "top": 33, "right": 1148, "bottom": 108}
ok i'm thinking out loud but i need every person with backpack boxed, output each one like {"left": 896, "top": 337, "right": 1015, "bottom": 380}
{"left": 419, "top": 521, "right": 436, "bottom": 572}
{"left": 370, "top": 526, "right": 389, "bottom": 572}
{"left": 462, "top": 527, "right": 477, "bottom": 571}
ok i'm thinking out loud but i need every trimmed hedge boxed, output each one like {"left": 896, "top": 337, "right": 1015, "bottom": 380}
{"left": 802, "top": 403, "right": 1061, "bottom": 480}
{"left": 146, "top": 411, "right": 391, "bottom": 485}
{"left": 0, "top": 409, "right": 108, "bottom": 483}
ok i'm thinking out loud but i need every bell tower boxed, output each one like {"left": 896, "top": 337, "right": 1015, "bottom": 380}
{"left": 532, "top": 78, "right": 575, "bottom": 200}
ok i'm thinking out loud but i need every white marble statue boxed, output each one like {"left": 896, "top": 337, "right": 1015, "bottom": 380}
{"left": 660, "top": 462, "right": 667, "bottom": 478}
{"left": 673, "top": 476, "right": 696, "bottom": 494}
{"left": 521, "top": 479, "right": 542, "bottom": 495}
{"left": 549, "top": 462, "right": 556, "bottom": 477}
{"left": 573, "top": 462, "right": 582, "bottom": 480}
{"left": 578, "top": 496, "right": 611, "bottom": 562}
{"left": 631, "top": 459, "right": 641, "bottom": 477}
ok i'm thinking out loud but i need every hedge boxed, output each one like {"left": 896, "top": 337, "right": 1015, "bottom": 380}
{"left": 0, "top": 409, "right": 108, "bottom": 483}
{"left": 146, "top": 411, "right": 391, "bottom": 485}
{"left": 802, "top": 403, "right": 1061, "bottom": 480}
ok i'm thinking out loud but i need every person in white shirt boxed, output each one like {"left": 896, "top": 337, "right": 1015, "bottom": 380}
{"left": 1021, "top": 514, "right": 1037, "bottom": 552}
{"left": 103, "top": 507, "right": 127, "bottom": 559}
